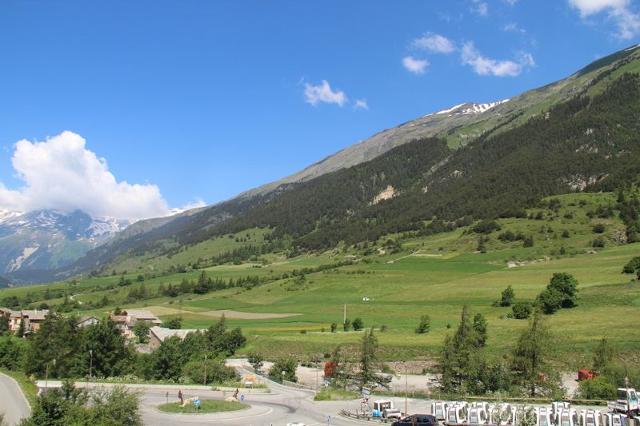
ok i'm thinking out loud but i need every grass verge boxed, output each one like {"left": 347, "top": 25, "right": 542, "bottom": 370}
{"left": 314, "top": 387, "right": 359, "bottom": 401}
{"left": 157, "top": 399, "right": 249, "bottom": 414}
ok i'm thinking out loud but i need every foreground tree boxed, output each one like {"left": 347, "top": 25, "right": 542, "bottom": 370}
{"left": 511, "top": 309, "right": 561, "bottom": 397}
{"left": 357, "top": 328, "right": 390, "bottom": 390}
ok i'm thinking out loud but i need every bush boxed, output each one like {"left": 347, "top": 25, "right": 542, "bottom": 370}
{"left": 499, "top": 285, "right": 515, "bottom": 307}
{"left": 473, "top": 220, "right": 501, "bottom": 234}
{"left": 183, "top": 359, "right": 237, "bottom": 385}
{"left": 415, "top": 315, "right": 431, "bottom": 334}
{"left": 352, "top": 318, "right": 364, "bottom": 331}
{"left": 578, "top": 377, "right": 617, "bottom": 400}
{"left": 592, "top": 224, "right": 606, "bottom": 234}
{"left": 537, "top": 288, "right": 563, "bottom": 314}
{"left": 512, "top": 302, "right": 533, "bottom": 319}
{"left": 330, "top": 323, "right": 337, "bottom": 333}
{"left": 269, "top": 357, "right": 297, "bottom": 383}
{"left": 523, "top": 235, "right": 535, "bottom": 247}
{"left": 247, "top": 352, "right": 264, "bottom": 373}
{"left": 548, "top": 272, "right": 579, "bottom": 308}
{"left": 562, "top": 229, "right": 570, "bottom": 238}
{"left": 592, "top": 237, "right": 606, "bottom": 248}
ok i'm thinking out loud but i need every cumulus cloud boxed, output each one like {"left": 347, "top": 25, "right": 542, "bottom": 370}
{"left": 412, "top": 33, "right": 456, "bottom": 54}
{"left": 461, "top": 42, "right": 534, "bottom": 77}
{"left": 503, "top": 22, "right": 527, "bottom": 34}
{"left": 402, "top": 56, "right": 430, "bottom": 74}
{"left": 0, "top": 131, "right": 172, "bottom": 220}
{"left": 569, "top": 0, "right": 640, "bottom": 39}
{"left": 304, "top": 80, "right": 347, "bottom": 106}
{"left": 354, "top": 99, "right": 369, "bottom": 110}
{"left": 470, "top": 0, "right": 489, "bottom": 16}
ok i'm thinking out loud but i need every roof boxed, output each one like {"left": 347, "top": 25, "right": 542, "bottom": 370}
{"left": 122, "top": 309, "right": 160, "bottom": 320}
{"left": 0, "top": 308, "right": 21, "bottom": 317}
{"left": 149, "top": 326, "right": 202, "bottom": 342}
{"left": 21, "top": 309, "right": 49, "bottom": 321}
{"left": 77, "top": 315, "right": 99, "bottom": 323}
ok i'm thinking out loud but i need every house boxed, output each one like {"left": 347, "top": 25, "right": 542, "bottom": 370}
{"left": 148, "top": 326, "right": 201, "bottom": 350}
{"left": 20, "top": 309, "right": 49, "bottom": 334}
{"left": 0, "top": 308, "right": 21, "bottom": 332}
{"left": 110, "top": 309, "right": 162, "bottom": 338}
{"left": 77, "top": 315, "right": 100, "bottom": 328}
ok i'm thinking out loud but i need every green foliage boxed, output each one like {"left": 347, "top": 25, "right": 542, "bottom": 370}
{"left": 330, "top": 322, "right": 337, "bottom": 333}
{"left": 593, "top": 337, "right": 614, "bottom": 374}
{"left": 415, "top": 315, "right": 431, "bottom": 334}
{"left": 357, "top": 328, "right": 390, "bottom": 390}
{"left": 132, "top": 321, "right": 150, "bottom": 344}
{"left": 21, "top": 381, "right": 141, "bottom": 426}
{"left": 473, "top": 313, "right": 488, "bottom": 347}
{"left": 473, "top": 220, "right": 502, "bottom": 235}
{"left": 343, "top": 318, "right": 351, "bottom": 332}
{"left": 622, "top": 256, "right": 640, "bottom": 275}
{"left": 164, "top": 317, "right": 183, "bottom": 329}
{"left": 247, "top": 352, "right": 264, "bottom": 373}
{"left": 578, "top": 377, "right": 617, "bottom": 399}
{"left": 499, "top": 285, "right": 515, "bottom": 307}
{"left": 511, "top": 310, "right": 560, "bottom": 397}
{"left": 537, "top": 273, "right": 579, "bottom": 314}
{"left": 512, "top": 302, "right": 533, "bottom": 320}
{"left": 592, "top": 223, "right": 606, "bottom": 234}
{"left": 269, "top": 356, "right": 297, "bottom": 383}
{"left": 182, "top": 358, "right": 236, "bottom": 385}
{"left": 352, "top": 317, "right": 364, "bottom": 331}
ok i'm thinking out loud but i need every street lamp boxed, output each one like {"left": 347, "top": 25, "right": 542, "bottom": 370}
{"left": 89, "top": 349, "right": 93, "bottom": 381}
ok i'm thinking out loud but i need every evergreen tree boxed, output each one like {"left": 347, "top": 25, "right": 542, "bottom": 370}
{"left": 593, "top": 337, "right": 614, "bottom": 374}
{"left": 511, "top": 309, "right": 559, "bottom": 397}
{"left": 415, "top": 315, "right": 431, "bottom": 334}
{"left": 473, "top": 313, "right": 488, "bottom": 347}
{"left": 357, "top": 328, "right": 390, "bottom": 390}
{"left": 500, "top": 286, "right": 515, "bottom": 307}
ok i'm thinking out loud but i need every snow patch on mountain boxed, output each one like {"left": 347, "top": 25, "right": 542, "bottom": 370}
{"left": 7, "top": 246, "right": 39, "bottom": 272}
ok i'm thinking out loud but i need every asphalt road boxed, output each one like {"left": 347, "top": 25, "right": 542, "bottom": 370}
{"left": 0, "top": 373, "right": 31, "bottom": 426}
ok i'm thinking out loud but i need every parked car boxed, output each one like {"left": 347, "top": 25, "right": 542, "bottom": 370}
{"left": 392, "top": 414, "right": 437, "bottom": 426}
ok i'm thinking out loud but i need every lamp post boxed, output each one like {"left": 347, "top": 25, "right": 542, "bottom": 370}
{"left": 404, "top": 362, "right": 408, "bottom": 416}
{"left": 89, "top": 349, "right": 93, "bottom": 383}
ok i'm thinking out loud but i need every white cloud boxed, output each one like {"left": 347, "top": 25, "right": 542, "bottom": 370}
{"left": 503, "top": 22, "right": 527, "bottom": 34}
{"left": 504, "top": 0, "right": 519, "bottom": 5}
{"left": 412, "top": 33, "right": 456, "bottom": 54}
{"left": 354, "top": 99, "right": 369, "bottom": 110}
{"left": 304, "top": 80, "right": 347, "bottom": 106}
{"left": 471, "top": 0, "right": 489, "bottom": 16}
{"left": 461, "top": 42, "right": 534, "bottom": 77}
{"left": 402, "top": 56, "right": 430, "bottom": 74}
{"left": 569, "top": 0, "right": 640, "bottom": 39}
{"left": 0, "top": 131, "right": 172, "bottom": 220}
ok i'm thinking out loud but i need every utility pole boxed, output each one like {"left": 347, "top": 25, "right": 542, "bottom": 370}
{"left": 343, "top": 304, "right": 347, "bottom": 324}
{"left": 404, "top": 362, "right": 408, "bottom": 416}
{"left": 203, "top": 354, "right": 208, "bottom": 385}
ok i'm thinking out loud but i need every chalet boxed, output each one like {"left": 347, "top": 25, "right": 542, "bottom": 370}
{"left": 110, "top": 309, "right": 162, "bottom": 338}
{"left": 77, "top": 315, "right": 100, "bottom": 328}
{"left": 148, "top": 326, "right": 200, "bottom": 350}
{"left": 20, "top": 309, "right": 48, "bottom": 334}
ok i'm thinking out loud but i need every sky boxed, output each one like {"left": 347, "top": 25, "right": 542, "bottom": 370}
{"left": 1, "top": 0, "right": 639, "bottom": 220}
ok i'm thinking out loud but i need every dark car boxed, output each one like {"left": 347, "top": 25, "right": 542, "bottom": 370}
{"left": 392, "top": 414, "right": 437, "bottom": 426}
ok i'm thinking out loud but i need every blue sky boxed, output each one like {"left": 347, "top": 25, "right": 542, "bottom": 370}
{"left": 0, "top": 0, "right": 639, "bottom": 219}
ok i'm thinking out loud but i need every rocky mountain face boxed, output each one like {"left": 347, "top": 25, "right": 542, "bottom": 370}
{"left": 0, "top": 209, "right": 130, "bottom": 283}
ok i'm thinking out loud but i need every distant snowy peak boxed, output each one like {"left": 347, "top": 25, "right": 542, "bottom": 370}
{"left": 426, "top": 99, "right": 510, "bottom": 118}
{"left": 0, "top": 210, "right": 23, "bottom": 224}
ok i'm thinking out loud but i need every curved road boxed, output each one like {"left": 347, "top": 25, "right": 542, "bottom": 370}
{"left": 0, "top": 373, "right": 30, "bottom": 426}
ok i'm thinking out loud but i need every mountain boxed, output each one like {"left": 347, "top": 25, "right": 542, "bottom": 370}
{"left": 54, "top": 44, "right": 640, "bottom": 280}
{"left": 0, "top": 209, "right": 131, "bottom": 283}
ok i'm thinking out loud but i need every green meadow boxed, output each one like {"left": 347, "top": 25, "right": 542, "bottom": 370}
{"left": 1, "top": 192, "right": 638, "bottom": 367}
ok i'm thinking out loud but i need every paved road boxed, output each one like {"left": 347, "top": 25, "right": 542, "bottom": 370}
{"left": 0, "top": 373, "right": 31, "bottom": 426}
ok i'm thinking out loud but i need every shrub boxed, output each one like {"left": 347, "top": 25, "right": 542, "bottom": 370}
{"left": 561, "top": 229, "right": 570, "bottom": 238}
{"left": 578, "top": 377, "right": 617, "bottom": 400}
{"left": 473, "top": 220, "right": 502, "bottom": 234}
{"left": 269, "top": 357, "right": 297, "bottom": 383}
{"left": 352, "top": 318, "right": 364, "bottom": 331}
{"left": 592, "top": 224, "right": 606, "bottom": 234}
{"left": 512, "top": 302, "right": 533, "bottom": 319}
{"left": 499, "top": 285, "right": 515, "bottom": 307}
{"left": 248, "top": 352, "right": 264, "bottom": 373}
{"left": 330, "top": 323, "right": 337, "bottom": 333}
{"left": 415, "top": 315, "right": 431, "bottom": 334}
{"left": 592, "top": 237, "right": 606, "bottom": 248}
{"left": 537, "top": 288, "right": 563, "bottom": 314}
{"left": 183, "top": 359, "right": 237, "bottom": 385}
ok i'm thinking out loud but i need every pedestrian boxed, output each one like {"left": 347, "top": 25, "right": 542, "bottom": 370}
{"left": 233, "top": 388, "right": 239, "bottom": 400}
{"left": 178, "top": 389, "right": 183, "bottom": 405}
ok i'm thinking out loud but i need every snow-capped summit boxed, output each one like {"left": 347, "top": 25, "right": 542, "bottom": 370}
{"left": 0, "top": 209, "right": 131, "bottom": 280}
{"left": 436, "top": 99, "right": 510, "bottom": 116}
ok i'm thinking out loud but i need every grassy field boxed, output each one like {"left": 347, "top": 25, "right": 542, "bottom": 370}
{"left": 157, "top": 399, "right": 249, "bottom": 413}
{"left": 1, "top": 193, "right": 638, "bottom": 367}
